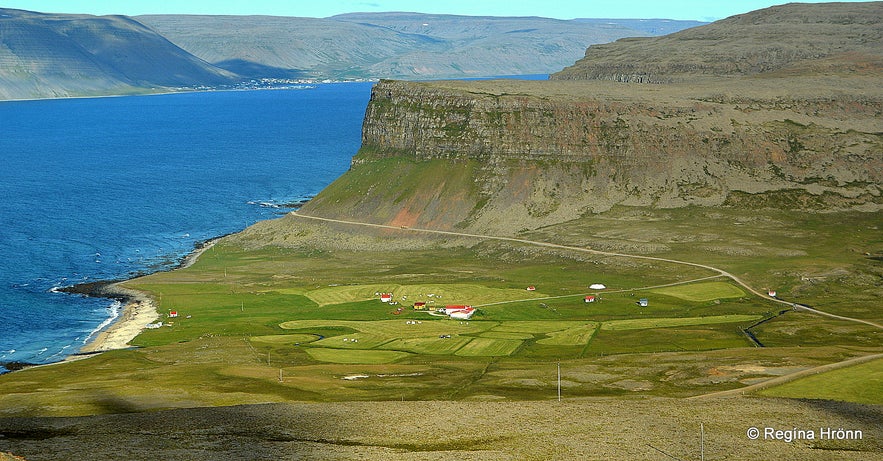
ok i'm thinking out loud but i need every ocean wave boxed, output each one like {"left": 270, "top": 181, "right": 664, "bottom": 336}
{"left": 81, "top": 300, "right": 122, "bottom": 345}
{"left": 46, "top": 344, "right": 71, "bottom": 360}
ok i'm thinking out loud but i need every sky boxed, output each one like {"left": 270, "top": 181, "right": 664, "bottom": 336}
{"left": 2, "top": 0, "right": 871, "bottom": 21}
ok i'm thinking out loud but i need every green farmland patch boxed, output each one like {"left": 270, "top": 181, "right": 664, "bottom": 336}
{"left": 379, "top": 336, "right": 472, "bottom": 355}
{"left": 588, "top": 325, "right": 753, "bottom": 355}
{"left": 490, "top": 321, "right": 587, "bottom": 334}
{"left": 455, "top": 338, "right": 523, "bottom": 356}
{"left": 311, "top": 333, "right": 392, "bottom": 349}
{"left": 279, "top": 319, "right": 497, "bottom": 337}
{"left": 601, "top": 314, "right": 762, "bottom": 331}
{"left": 250, "top": 334, "right": 319, "bottom": 345}
{"left": 299, "top": 284, "right": 400, "bottom": 306}
{"left": 649, "top": 281, "right": 745, "bottom": 302}
{"left": 302, "top": 283, "right": 549, "bottom": 308}
{"left": 480, "top": 331, "right": 536, "bottom": 340}
{"left": 304, "top": 348, "right": 410, "bottom": 364}
{"left": 537, "top": 323, "right": 598, "bottom": 346}
{"left": 758, "top": 358, "right": 883, "bottom": 404}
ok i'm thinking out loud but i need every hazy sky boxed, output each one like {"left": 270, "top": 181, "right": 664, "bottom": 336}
{"left": 2, "top": 0, "right": 870, "bottom": 21}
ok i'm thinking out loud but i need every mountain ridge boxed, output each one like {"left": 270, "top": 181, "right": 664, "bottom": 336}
{"left": 0, "top": 8, "right": 702, "bottom": 100}
{"left": 301, "top": 2, "right": 883, "bottom": 234}
{"left": 552, "top": 1, "right": 883, "bottom": 82}
{"left": 0, "top": 8, "right": 236, "bottom": 100}
{"left": 136, "top": 12, "right": 670, "bottom": 80}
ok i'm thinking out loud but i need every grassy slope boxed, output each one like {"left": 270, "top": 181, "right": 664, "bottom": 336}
{"left": 0, "top": 205, "right": 879, "bottom": 418}
{"left": 759, "top": 358, "right": 883, "bottom": 404}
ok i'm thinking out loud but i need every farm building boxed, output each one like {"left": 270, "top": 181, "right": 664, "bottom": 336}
{"left": 768, "top": 290, "right": 777, "bottom": 297}
{"left": 526, "top": 286, "right": 536, "bottom": 291}
{"left": 380, "top": 293, "right": 393, "bottom": 303}
{"left": 584, "top": 295, "right": 596, "bottom": 303}
{"left": 413, "top": 302, "right": 427, "bottom": 310}
{"left": 444, "top": 305, "right": 472, "bottom": 315}
{"left": 168, "top": 311, "right": 178, "bottom": 318}
{"left": 638, "top": 298, "right": 649, "bottom": 307}
{"left": 449, "top": 307, "right": 476, "bottom": 320}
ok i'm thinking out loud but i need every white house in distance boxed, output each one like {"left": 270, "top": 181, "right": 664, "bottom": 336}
{"left": 584, "top": 295, "right": 596, "bottom": 303}
{"left": 380, "top": 293, "right": 393, "bottom": 303}
{"left": 444, "top": 305, "right": 475, "bottom": 320}
{"left": 450, "top": 308, "right": 475, "bottom": 320}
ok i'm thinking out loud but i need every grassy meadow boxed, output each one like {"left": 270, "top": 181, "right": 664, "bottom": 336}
{"left": 0, "top": 206, "right": 879, "bottom": 418}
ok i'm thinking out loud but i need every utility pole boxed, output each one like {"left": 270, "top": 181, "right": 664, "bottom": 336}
{"left": 700, "top": 423, "right": 705, "bottom": 461}
{"left": 557, "top": 361, "right": 561, "bottom": 402}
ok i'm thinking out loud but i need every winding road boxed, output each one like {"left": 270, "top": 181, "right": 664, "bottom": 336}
{"left": 292, "top": 211, "right": 882, "bottom": 331}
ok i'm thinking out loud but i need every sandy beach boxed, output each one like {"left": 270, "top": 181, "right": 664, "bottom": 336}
{"left": 71, "top": 238, "right": 219, "bottom": 357}
{"left": 75, "top": 284, "right": 159, "bottom": 354}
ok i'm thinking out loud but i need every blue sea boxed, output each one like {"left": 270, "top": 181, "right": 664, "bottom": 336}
{"left": 0, "top": 83, "right": 373, "bottom": 372}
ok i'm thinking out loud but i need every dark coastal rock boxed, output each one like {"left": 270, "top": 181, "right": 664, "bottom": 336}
{"left": 57, "top": 281, "right": 123, "bottom": 299}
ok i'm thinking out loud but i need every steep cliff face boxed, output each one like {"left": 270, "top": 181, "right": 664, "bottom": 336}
{"left": 303, "top": 2, "right": 883, "bottom": 235}
{"left": 302, "top": 77, "right": 881, "bottom": 234}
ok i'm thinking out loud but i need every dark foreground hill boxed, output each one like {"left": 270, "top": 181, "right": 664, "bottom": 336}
{"left": 0, "top": 8, "right": 235, "bottom": 100}
{"left": 0, "top": 398, "right": 880, "bottom": 460}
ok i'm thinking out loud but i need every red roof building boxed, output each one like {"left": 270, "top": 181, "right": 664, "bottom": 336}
{"left": 584, "top": 296, "right": 595, "bottom": 303}
{"left": 444, "top": 305, "right": 472, "bottom": 315}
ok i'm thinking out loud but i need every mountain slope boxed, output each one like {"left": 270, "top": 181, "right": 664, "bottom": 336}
{"left": 136, "top": 13, "right": 658, "bottom": 79}
{"left": 0, "top": 8, "right": 235, "bottom": 100}
{"left": 302, "top": 3, "right": 883, "bottom": 234}
{"left": 552, "top": 2, "right": 883, "bottom": 82}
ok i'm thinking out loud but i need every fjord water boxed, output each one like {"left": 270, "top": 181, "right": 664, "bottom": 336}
{"left": 0, "top": 83, "right": 372, "bottom": 372}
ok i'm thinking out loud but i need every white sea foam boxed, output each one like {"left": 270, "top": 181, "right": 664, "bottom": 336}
{"left": 81, "top": 300, "right": 123, "bottom": 345}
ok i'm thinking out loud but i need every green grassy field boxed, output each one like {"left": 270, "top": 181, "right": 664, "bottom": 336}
{"left": 759, "top": 360, "right": 883, "bottom": 405}
{"left": 600, "top": 314, "right": 762, "bottom": 331}
{"left": 649, "top": 281, "right": 745, "bottom": 301}
{"left": 0, "top": 206, "right": 879, "bottom": 417}
{"left": 759, "top": 358, "right": 883, "bottom": 404}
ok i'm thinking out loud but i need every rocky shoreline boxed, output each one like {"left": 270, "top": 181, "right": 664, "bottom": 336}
{"left": 0, "top": 237, "right": 223, "bottom": 373}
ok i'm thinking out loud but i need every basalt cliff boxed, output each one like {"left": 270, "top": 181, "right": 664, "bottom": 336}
{"left": 302, "top": 2, "right": 883, "bottom": 234}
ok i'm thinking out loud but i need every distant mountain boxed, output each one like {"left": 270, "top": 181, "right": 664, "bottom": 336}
{"left": 572, "top": 18, "right": 707, "bottom": 35}
{"left": 0, "top": 8, "right": 714, "bottom": 100}
{"left": 553, "top": 2, "right": 883, "bottom": 82}
{"left": 0, "top": 8, "right": 235, "bottom": 100}
{"left": 136, "top": 13, "right": 656, "bottom": 80}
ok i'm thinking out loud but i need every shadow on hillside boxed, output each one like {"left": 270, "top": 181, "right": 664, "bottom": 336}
{"left": 0, "top": 403, "right": 348, "bottom": 461}
{"left": 214, "top": 59, "right": 308, "bottom": 79}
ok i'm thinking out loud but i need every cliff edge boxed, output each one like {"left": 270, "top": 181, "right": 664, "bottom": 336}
{"left": 301, "top": 3, "right": 882, "bottom": 235}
